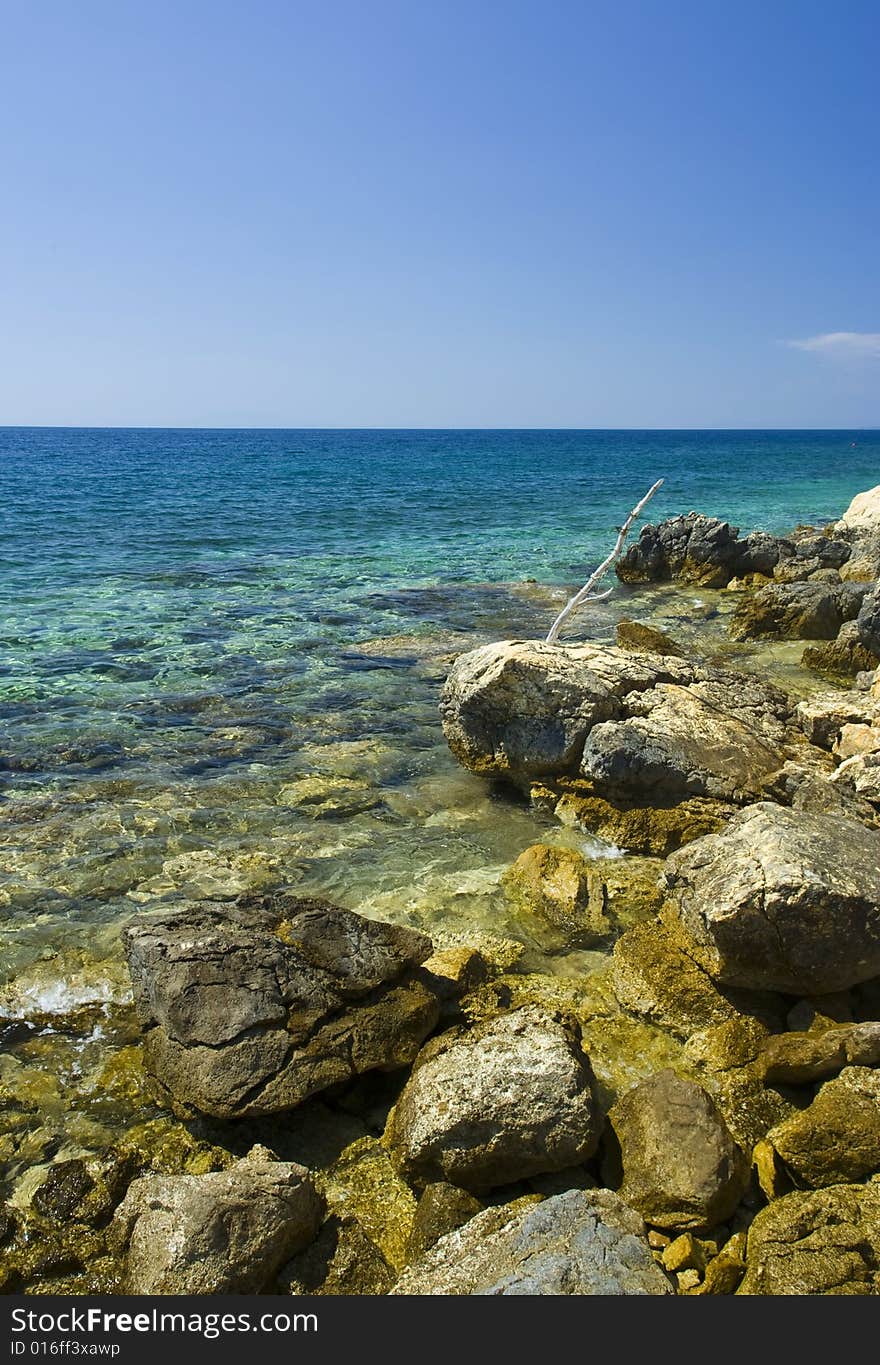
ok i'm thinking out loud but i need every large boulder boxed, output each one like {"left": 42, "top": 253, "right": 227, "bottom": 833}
{"left": 122, "top": 895, "right": 441, "bottom": 1118}
{"left": 839, "top": 484, "right": 880, "bottom": 532}
{"left": 441, "top": 641, "right": 802, "bottom": 807}
{"left": 856, "top": 584, "right": 880, "bottom": 658}
{"left": 112, "top": 1148, "right": 323, "bottom": 1294}
{"left": 663, "top": 804, "right": 880, "bottom": 993}
{"left": 384, "top": 1007, "right": 601, "bottom": 1192}
{"left": 391, "top": 1189, "right": 672, "bottom": 1295}
{"left": 607, "top": 1071, "right": 750, "bottom": 1231}
{"left": 730, "top": 581, "right": 865, "bottom": 642}
{"left": 739, "top": 1184, "right": 880, "bottom": 1295}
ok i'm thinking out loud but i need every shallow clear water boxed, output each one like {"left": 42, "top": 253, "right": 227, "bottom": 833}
{"left": 0, "top": 427, "right": 876, "bottom": 1175}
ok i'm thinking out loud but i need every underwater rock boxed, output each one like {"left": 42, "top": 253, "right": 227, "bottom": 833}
{"left": 501, "top": 843, "right": 611, "bottom": 949}
{"left": 122, "top": 894, "right": 441, "bottom": 1118}
{"left": 112, "top": 1147, "right": 323, "bottom": 1294}
{"left": 384, "top": 1007, "right": 601, "bottom": 1192}
{"left": 391, "top": 1188, "right": 672, "bottom": 1295}
{"left": 740, "top": 1184, "right": 880, "bottom": 1295}
{"left": 663, "top": 803, "right": 880, "bottom": 993}
{"left": 615, "top": 619, "right": 685, "bottom": 656}
{"left": 608, "top": 1070, "right": 750, "bottom": 1231}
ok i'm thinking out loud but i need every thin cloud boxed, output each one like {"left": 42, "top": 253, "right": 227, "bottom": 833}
{"left": 785, "top": 331, "right": 880, "bottom": 358}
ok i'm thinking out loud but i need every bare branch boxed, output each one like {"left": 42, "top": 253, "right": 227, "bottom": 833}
{"left": 544, "top": 478, "right": 664, "bottom": 644}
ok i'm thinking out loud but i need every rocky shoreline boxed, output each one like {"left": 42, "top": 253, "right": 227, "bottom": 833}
{"left": 3, "top": 487, "right": 880, "bottom": 1296}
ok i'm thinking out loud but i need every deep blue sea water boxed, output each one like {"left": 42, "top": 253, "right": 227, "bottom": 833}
{"left": 0, "top": 426, "right": 878, "bottom": 1175}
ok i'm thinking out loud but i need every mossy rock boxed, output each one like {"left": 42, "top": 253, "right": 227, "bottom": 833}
{"left": 548, "top": 780, "right": 729, "bottom": 857}
{"left": 316, "top": 1136, "right": 417, "bottom": 1271}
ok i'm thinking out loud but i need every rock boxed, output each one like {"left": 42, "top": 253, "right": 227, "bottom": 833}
{"left": 839, "top": 485, "right": 880, "bottom": 532}
{"left": 112, "top": 1148, "right": 323, "bottom": 1294}
{"left": 406, "top": 1183, "right": 483, "bottom": 1262}
{"left": 856, "top": 584, "right": 880, "bottom": 658}
{"left": 317, "top": 1137, "right": 417, "bottom": 1271}
{"left": 608, "top": 1071, "right": 750, "bottom": 1231}
{"left": 549, "top": 782, "right": 728, "bottom": 856}
{"left": 840, "top": 531, "right": 880, "bottom": 583}
{"left": 442, "top": 641, "right": 806, "bottom": 813}
{"left": 611, "top": 922, "right": 740, "bottom": 1038}
{"left": 697, "top": 1232, "right": 747, "bottom": 1295}
{"left": 796, "top": 691, "right": 879, "bottom": 749}
{"left": 759, "top": 1022, "right": 880, "bottom": 1083}
{"left": 739, "top": 1184, "right": 880, "bottom": 1295}
{"left": 730, "top": 581, "right": 865, "bottom": 642}
{"left": 501, "top": 843, "right": 611, "bottom": 949}
{"left": 581, "top": 676, "right": 794, "bottom": 805}
{"left": 833, "top": 752, "right": 880, "bottom": 805}
{"left": 683, "top": 1019, "right": 797, "bottom": 1155}
{"left": 440, "top": 639, "right": 693, "bottom": 784}
{"left": 615, "top": 514, "right": 783, "bottom": 588}
{"left": 281, "top": 1216, "right": 394, "bottom": 1296}
{"left": 765, "top": 1067, "right": 880, "bottom": 1187}
{"left": 661, "top": 1232, "right": 706, "bottom": 1274}
{"left": 615, "top": 620, "right": 685, "bottom": 656}
{"left": 391, "top": 1188, "right": 672, "bottom": 1294}
{"left": 384, "top": 1007, "right": 601, "bottom": 1192}
{"left": 663, "top": 803, "right": 880, "bottom": 993}
{"left": 836, "top": 722, "right": 880, "bottom": 759}
{"left": 122, "top": 894, "right": 441, "bottom": 1118}
{"left": 803, "top": 620, "right": 880, "bottom": 679}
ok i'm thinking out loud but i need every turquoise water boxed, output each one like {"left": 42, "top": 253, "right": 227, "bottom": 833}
{"left": 0, "top": 426, "right": 877, "bottom": 1191}
{"left": 1, "top": 427, "right": 877, "bottom": 997}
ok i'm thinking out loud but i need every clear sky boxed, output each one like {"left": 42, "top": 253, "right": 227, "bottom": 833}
{"left": 1, "top": 0, "right": 877, "bottom": 428}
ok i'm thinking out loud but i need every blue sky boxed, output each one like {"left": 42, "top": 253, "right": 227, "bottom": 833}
{"left": 1, "top": 0, "right": 877, "bottom": 427}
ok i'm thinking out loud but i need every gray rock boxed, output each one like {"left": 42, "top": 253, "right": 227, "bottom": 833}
{"left": 615, "top": 514, "right": 770, "bottom": 588}
{"left": 391, "top": 1189, "right": 672, "bottom": 1294}
{"left": 384, "top": 1007, "right": 601, "bottom": 1192}
{"left": 608, "top": 1071, "right": 750, "bottom": 1231}
{"left": 112, "top": 1148, "right": 323, "bottom": 1294}
{"left": 856, "top": 583, "right": 880, "bottom": 657}
{"left": 122, "top": 894, "right": 441, "bottom": 1118}
{"left": 664, "top": 803, "right": 880, "bottom": 993}
{"left": 740, "top": 1184, "right": 880, "bottom": 1295}
{"left": 582, "top": 675, "right": 793, "bottom": 804}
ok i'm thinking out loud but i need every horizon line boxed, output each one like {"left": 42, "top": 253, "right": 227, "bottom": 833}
{"left": 1, "top": 424, "right": 879, "bottom": 434}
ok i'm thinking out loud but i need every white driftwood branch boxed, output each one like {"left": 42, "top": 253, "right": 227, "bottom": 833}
{"left": 545, "top": 478, "right": 664, "bottom": 644}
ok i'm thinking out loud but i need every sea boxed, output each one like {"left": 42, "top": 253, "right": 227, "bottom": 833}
{"left": 0, "top": 427, "right": 877, "bottom": 1166}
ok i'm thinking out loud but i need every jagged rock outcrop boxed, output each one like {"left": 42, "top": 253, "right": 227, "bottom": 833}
{"left": 730, "top": 581, "right": 866, "bottom": 642}
{"left": 122, "top": 895, "right": 442, "bottom": 1118}
{"left": 663, "top": 803, "right": 880, "bottom": 993}
{"left": 391, "top": 1189, "right": 672, "bottom": 1294}
{"left": 615, "top": 514, "right": 790, "bottom": 588}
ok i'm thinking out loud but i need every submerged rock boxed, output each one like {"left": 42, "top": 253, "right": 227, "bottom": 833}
{"left": 615, "top": 619, "right": 685, "bottom": 656}
{"left": 112, "top": 1148, "right": 323, "bottom": 1294}
{"left": 122, "top": 894, "right": 441, "bottom": 1118}
{"left": 740, "top": 1184, "right": 880, "bottom": 1295}
{"left": 391, "top": 1188, "right": 672, "bottom": 1295}
{"left": 664, "top": 803, "right": 880, "bottom": 993}
{"left": 501, "top": 843, "right": 612, "bottom": 948}
{"left": 384, "top": 1007, "right": 601, "bottom": 1192}
{"left": 608, "top": 1071, "right": 750, "bottom": 1231}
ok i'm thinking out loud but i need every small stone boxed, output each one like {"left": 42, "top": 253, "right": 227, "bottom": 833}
{"left": 676, "top": 1267, "right": 702, "bottom": 1292}
{"left": 647, "top": 1229, "right": 671, "bottom": 1249}
{"left": 406, "top": 1183, "right": 483, "bottom": 1262}
{"left": 661, "top": 1233, "right": 706, "bottom": 1274}
{"left": 616, "top": 620, "right": 685, "bottom": 656}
